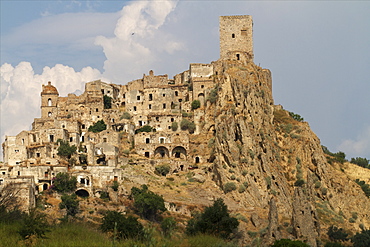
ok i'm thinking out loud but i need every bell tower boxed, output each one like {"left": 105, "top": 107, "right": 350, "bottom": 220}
{"left": 219, "top": 15, "right": 254, "bottom": 61}
{"left": 41, "top": 81, "right": 59, "bottom": 119}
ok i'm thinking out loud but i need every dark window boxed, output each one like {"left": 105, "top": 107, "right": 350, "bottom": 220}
{"left": 163, "top": 103, "right": 166, "bottom": 109}
{"left": 82, "top": 124, "right": 85, "bottom": 129}
{"left": 145, "top": 152, "right": 150, "bottom": 158}
{"left": 146, "top": 138, "right": 150, "bottom": 144}
{"left": 175, "top": 91, "right": 178, "bottom": 96}
{"left": 232, "top": 33, "right": 235, "bottom": 38}
{"left": 49, "top": 135, "right": 54, "bottom": 142}
{"left": 137, "top": 95, "right": 140, "bottom": 100}
{"left": 149, "top": 94, "right": 153, "bottom": 101}
{"left": 149, "top": 104, "right": 152, "bottom": 109}
{"left": 133, "top": 106, "right": 137, "bottom": 111}
{"left": 70, "top": 137, "right": 73, "bottom": 142}
{"left": 96, "top": 108, "right": 99, "bottom": 112}
{"left": 236, "top": 54, "right": 240, "bottom": 60}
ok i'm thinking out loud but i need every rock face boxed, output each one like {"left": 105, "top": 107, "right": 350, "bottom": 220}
{"left": 1, "top": 15, "right": 369, "bottom": 245}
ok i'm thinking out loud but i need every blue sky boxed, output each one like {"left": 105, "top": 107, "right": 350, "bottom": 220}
{"left": 1, "top": 0, "right": 370, "bottom": 160}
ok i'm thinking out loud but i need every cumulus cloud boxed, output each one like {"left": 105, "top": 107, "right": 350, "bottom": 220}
{"left": 0, "top": 0, "right": 181, "bottom": 160}
{"left": 338, "top": 126, "right": 370, "bottom": 158}
{"left": 0, "top": 62, "right": 102, "bottom": 152}
{"left": 95, "top": 0, "right": 181, "bottom": 83}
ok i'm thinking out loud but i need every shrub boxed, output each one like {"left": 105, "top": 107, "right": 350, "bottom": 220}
{"left": 111, "top": 181, "right": 119, "bottom": 191}
{"left": 180, "top": 119, "right": 196, "bottom": 133}
{"left": 18, "top": 209, "right": 50, "bottom": 240}
{"left": 191, "top": 100, "right": 201, "bottom": 110}
{"left": 155, "top": 164, "right": 171, "bottom": 176}
{"left": 294, "top": 179, "right": 305, "bottom": 187}
{"left": 52, "top": 173, "right": 77, "bottom": 193}
{"left": 207, "top": 88, "right": 218, "bottom": 103}
{"left": 350, "top": 157, "right": 369, "bottom": 168}
{"left": 103, "top": 95, "right": 112, "bottom": 109}
{"left": 120, "top": 112, "right": 131, "bottom": 120}
{"left": 223, "top": 182, "right": 236, "bottom": 193}
{"left": 171, "top": 122, "right": 178, "bottom": 131}
{"left": 161, "top": 217, "right": 177, "bottom": 238}
{"left": 131, "top": 185, "right": 166, "bottom": 220}
{"left": 186, "top": 198, "right": 239, "bottom": 239}
{"left": 238, "top": 184, "right": 246, "bottom": 193}
{"left": 88, "top": 120, "right": 107, "bottom": 133}
{"left": 289, "top": 111, "right": 304, "bottom": 122}
{"left": 352, "top": 229, "right": 370, "bottom": 247}
{"left": 355, "top": 179, "right": 370, "bottom": 198}
{"left": 135, "top": 125, "right": 152, "bottom": 134}
{"left": 60, "top": 194, "right": 79, "bottom": 217}
{"left": 101, "top": 211, "right": 144, "bottom": 240}
{"left": 327, "top": 225, "right": 349, "bottom": 242}
{"left": 57, "top": 139, "right": 77, "bottom": 159}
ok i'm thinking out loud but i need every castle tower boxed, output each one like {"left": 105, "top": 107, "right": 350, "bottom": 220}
{"left": 41, "top": 81, "right": 59, "bottom": 119}
{"left": 219, "top": 15, "right": 253, "bottom": 61}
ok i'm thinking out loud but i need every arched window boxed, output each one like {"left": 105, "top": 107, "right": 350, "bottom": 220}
{"left": 48, "top": 98, "right": 52, "bottom": 106}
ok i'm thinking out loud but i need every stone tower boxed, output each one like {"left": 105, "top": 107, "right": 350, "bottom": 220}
{"left": 41, "top": 81, "right": 59, "bottom": 119}
{"left": 219, "top": 15, "right": 253, "bottom": 61}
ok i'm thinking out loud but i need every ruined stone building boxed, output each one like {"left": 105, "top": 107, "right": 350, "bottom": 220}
{"left": 1, "top": 15, "right": 271, "bottom": 208}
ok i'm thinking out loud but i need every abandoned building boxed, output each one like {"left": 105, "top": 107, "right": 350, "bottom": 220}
{"left": 1, "top": 15, "right": 271, "bottom": 207}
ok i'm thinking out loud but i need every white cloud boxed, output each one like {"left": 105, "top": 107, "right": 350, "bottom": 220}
{"left": 338, "top": 126, "right": 370, "bottom": 158}
{"left": 0, "top": 62, "right": 102, "bottom": 156}
{"left": 95, "top": 0, "right": 180, "bottom": 83}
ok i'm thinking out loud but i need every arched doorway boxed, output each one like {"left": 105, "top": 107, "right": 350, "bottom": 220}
{"left": 43, "top": 183, "right": 48, "bottom": 191}
{"left": 75, "top": 189, "right": 89, "bottom": 198}
{"left": 154, "top": 146, "right": 169, "bottom": 158}
{"left": 172, "top": 146, "right": 187, "bottom": 159}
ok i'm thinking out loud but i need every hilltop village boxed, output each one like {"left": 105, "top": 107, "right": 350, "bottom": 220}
{"left": 2, "top": 15, "right": 270, "bottom": 209}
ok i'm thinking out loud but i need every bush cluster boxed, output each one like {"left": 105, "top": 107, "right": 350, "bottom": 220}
{"left": 131, "top": 185, "right": 166, "bottom": 220}
{"left": 155, "top": 164, "right": 171, "bottom": 176}
{"left": 180, "top": 119, "right": 196, "bottom": 133}
{"left": 88, "top": 120, "right": 107, "bottom": 133}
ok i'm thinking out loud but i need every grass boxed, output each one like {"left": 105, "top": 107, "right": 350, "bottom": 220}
{"left": 0, "top": 221, "right": 237, "bottom": 247}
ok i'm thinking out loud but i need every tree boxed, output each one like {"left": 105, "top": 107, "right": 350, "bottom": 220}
{"left": 289, "top": 111, "right": 304, "bottom": 122}
{"left": 88, "top": 120, "right": 107, "bottom": 133}
{"left": 352, "top": 230, "right": 370, "bottom": 247}
{"left": 18, "top": 209, "right": 50, "bottom": 240}
{"left": 350, "top": 157, "right": 369, "bottom": 168}
{"left": 131, "top": 185, "right": 166, "bottom": 220}
{"left": 191, "top": 100, "right": 200, "bottom": 110}
{"left": 60, "top": 194, "right": 79, "bottom": 217}
{"left": 101, "top": 210, "right": 144, "bottom": 240}
{"left": 57, "top": 139, "right": 77, "bottom": 159}
{"left": 52, "top": 172, "right": 77, "bottom": 193}
{"left": 327, "top": 225, "right": 349, "bottom": 242}
{"left": 207, "top": 88, "right": 218, "bottom": 103}
{"left": 186, "top": 198, "right": 239, "bottom": 239}
{"left": 103, "top": 95, "right": 112, "bottom": 109}
{"left": 180, "top": 119, "right": 196, "bottom": 133}
{"left": 135, "top": 125, "right": 152, "bottom": 134}
{"left": 271, "top": 239, "right": 310, "bottom": 247}
{"left": 161, "top": 217, "right": 177, "bottom": 238}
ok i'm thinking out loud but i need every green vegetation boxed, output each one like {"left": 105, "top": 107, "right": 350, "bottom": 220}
{"left": 180, "top": 119, "right": 196, "bottom": 133}
{"left": 101, "top": 210, "right": 144, "bottom": 240}
{"left": 322, "top": 146, "right": 347, "bottom": 164}
{"left": 51, "top": 172, "right": 77, "bottom": 193}
{"left": 207, "top": 88, "right": 218, "bottom": 103}
{"left": 88, "top": 120, "right": 107, "bottom": 133}
{"left": 186, "top": 198, "right": 238, "bottom": 239}
{"left": 191, "top": 100, "right": 200, "bottom": 110}
{"left": 103, "top": 95, "right": 112, "bottom": 109}
{"left": 155, "top": 164, "right": 171, "bottom": 176}
{"left": 18, "top": 209, "right": 50, "bottom": 240}
{"left": 327, "top": 225, "right": 349, "bottom": 242}
{"left": 111, "top": 181, "right": 119, "bottom": 191}
{"left": 289, "top": 111, "right": 304, "bottom": 122}
{"left": 131, "top": 185, "right": 166, "bottom": 220}
{"left": 171, "top": 122, "right": 178, "bottom": 131}
{"left": 355, "top": 179, "right": 370, "bottom": 198}
{"left": 352, "top": 229, "right": 370, "bottom": 247}
{"left": 60, "top": 194, "right": 79, "bottom": 217}
{"left": 160, "top": 217, "right": 177, "bottom": 238}
{"left": 223, "top": 182, "right": 237, "bottom": 193}
{"left": 350, "top": 157, "right": 369, "bottom": 169}
{"left": 57, "top": 139, "right": 77, "bottom": 160}
{"left": 135, "top": 125, "right": 153, "bottom": 134}
{"left": 120, "top": 111, "right": 131, "bottom": 120}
